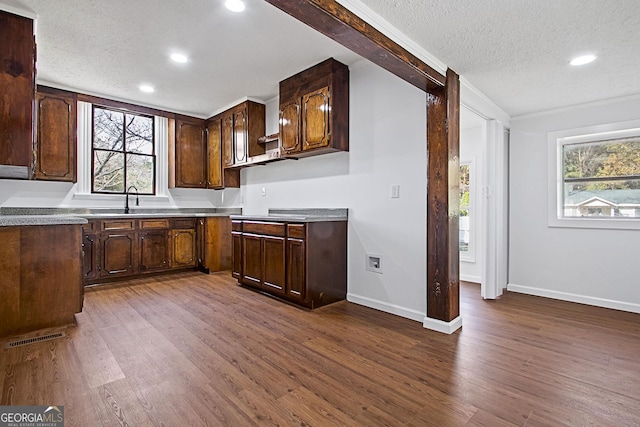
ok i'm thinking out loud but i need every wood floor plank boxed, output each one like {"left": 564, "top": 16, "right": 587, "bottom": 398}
{"left": 69, "top": 312, "right": 125, "bottom": 388}
{"left": 1, "top": 273, "right": 639, "bottom": 426}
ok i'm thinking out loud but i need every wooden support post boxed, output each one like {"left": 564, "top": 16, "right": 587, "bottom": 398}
{"left": 425, "top": 68, "right": 461, "bottom": 333}
{"left": 264, "top": 0, "right": 461, "bottom": 333}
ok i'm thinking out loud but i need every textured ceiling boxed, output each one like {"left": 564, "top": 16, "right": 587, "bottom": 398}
{"left": 4, "top": 0, "right": 639, "bottom": 119}
{"left": 357, "top": 0, "right": 640, "bottom": 117}
{"left": 4, "top": 0, "right": 362, "bottom": 117}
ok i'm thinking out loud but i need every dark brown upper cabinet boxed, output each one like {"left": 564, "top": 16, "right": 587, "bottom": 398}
{"left": 221, "top": 100, "right": 266, "bottom": 168}
{"left": 34, "top": 86, "right": 77, "bottom": 182}
{"left": 175, "top": 115, "right": 206, "bottom": 188}
{"left": 279, "top": 58, "right": 349, "bottom": 158}
{"left": 0, "top": 11, "right": 35, "bottom": 171}
{"left": 207, "top": 117, "right": 223, "bottom": 188}
{"left": 206, "top": 115, "right": 240, "bottom": 189}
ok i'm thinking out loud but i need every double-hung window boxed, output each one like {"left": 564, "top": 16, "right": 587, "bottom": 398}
{"left": 92, "top": 106, "right": 155, "bottom": 194}
{"left": 548, "top": 120, "right": 640, "bottom": 229}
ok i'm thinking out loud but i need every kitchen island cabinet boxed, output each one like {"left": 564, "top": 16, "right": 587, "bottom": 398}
{"left": 231, "top": 211, "right": 347, "bottom": 309}
{"left": 0, "top": 217, "right": 85, "bottom": 338}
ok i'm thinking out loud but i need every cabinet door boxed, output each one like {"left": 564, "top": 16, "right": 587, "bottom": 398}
{"left": 100, "top": 232, "right": 137, "bottom": 277}
{"left": 232, "top": 231, "right": 242, "bottom": 279}
{"left": 263, "top": 236, "right": 286, "bottom": 295}
{"left": 175, "top": 118, "right": 206, "bottom": 188}
{"left": 302, "top": 86, "right": 330, "bottom": 151}
{"left": 82, "top": 232, "right": 98, "bottom": 282}
{"left": 171, "top": 229, "right": 196, "bottom": 268}
{"left": 196, "top": 218, "right": 205, "bottom": 269}
{"left": 139, "top": 230, "right": 169, "bottom": 272}
{"left": 242, "top": 233, "right": 262, "bottom": 286}
{"left": 286, "top": 238, "right": 306, "bottom": 300}
{"left": 0, "top": 11, "right": 34, "bottom": 168}
{"left": 206, "top": 118, "right": 223, "bottom": 188}
{"left": 221, "top": 112, "right": 234, "bottom": 167}
{"left": 233, "top": 108, "right": 247, "bottom": 164}
{"left": 35, "top": 91, "right": 76, "bottom": 181}
{"left": 279, "top": 101, "right": 301, "bottom": 155}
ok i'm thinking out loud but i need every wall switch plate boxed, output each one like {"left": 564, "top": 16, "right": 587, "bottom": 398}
{"left": 366, "top": 253, "right": 383, "bottom": 274}
{"left": 391, "top": 185, "right": 400, "bottom": 198}
{"left": 261, "top": 187, "right": 266, "bottom": 197}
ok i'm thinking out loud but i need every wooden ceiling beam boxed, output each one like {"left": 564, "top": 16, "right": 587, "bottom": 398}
{"left": 265, "top": 0, "right": 446, "bottom": 93}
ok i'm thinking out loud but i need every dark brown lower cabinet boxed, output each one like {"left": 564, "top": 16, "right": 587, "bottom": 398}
{"left": 263, "top": 236, "right": 286, "bottom": 294}
{"left": 100, "top": 231, "right": 137, "bottom": 278}
{"left": 286, "top": 237, "right": 306, "bottom": 301}
{"left": 200, "top": 217, "right": 233, "bottom": 273}
{"left": 234, "top": 219, "right": 347, "bottom": 308}
{"left": 242, "top": 233, "right": 263, "bottom": 286}
{"left": 82, "top": 216, "right": 223, "bottom": 285}
{"left": 241, "top": 232, "right": 286, "bottom": 295}
{"left": 82, "top": 231, "right": 98, "bottom": 282}
{"left": 232, "top": 224, "right": 242, "bottom": 279}
{"left": 171, "top": 228, "right": 196, "bottom": 268}
{"left": 139, "top": 230, "right": 169, "bottom": 272}
{"left": 0, "top": 224, "right": 82, "bottom": 337}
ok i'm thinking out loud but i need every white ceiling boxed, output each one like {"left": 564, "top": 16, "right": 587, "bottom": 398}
{"left": 357, "top": 0, "right": 640, "bottom": 117}
{"left": 3, "top": 0, "right": 640, "bottom": 119}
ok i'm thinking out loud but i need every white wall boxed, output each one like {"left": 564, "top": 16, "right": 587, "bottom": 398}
{"left": 0, "top": 179, "right": 227, "bottom": 209}
{"left": 241, "top": 60, "right": 428, "bottom": 321}
{"left": 509, "top": 95, "right": 640, "bottom": 312}
{"left": 459, "top": 125, "right": 484, "bottom": 284}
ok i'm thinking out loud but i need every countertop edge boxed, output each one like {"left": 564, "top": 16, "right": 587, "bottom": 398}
{"left": 0, "top": 215, "right": 89, "bottom": 227}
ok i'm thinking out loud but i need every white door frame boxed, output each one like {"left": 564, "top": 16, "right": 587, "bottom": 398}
{"left": 480, "top": 119, "right": 509, "bottom": 299}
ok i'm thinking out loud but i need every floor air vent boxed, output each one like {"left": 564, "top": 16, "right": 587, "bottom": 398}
{"left": 5, "top": 332, "right": 66, "bottom": 349}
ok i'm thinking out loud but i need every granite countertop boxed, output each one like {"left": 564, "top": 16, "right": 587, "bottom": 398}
{"left": 0, "top": 207, "right": 242, "bottom": 226}
{"left": 231, "top": 208, "right": 348, "bottom": 223}
{"left": 0, "top": 215, "right": 88, "bottom": 227}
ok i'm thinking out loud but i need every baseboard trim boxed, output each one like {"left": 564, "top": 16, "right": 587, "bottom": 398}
{"left": 346, "top": 294, "right": 424, "bottom": 322}
{"left": 423, "top": 316, "right": 462, "bottom": 334}
{"left": 460, "top": 274, "right": 481, "bottom": 284}
{"left": 507, "top": 283, "right": 640, "bottom": 314}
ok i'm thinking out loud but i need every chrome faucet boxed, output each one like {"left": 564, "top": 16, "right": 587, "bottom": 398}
{"left": 124, "top": 185, "right": 139, "bottom": 214}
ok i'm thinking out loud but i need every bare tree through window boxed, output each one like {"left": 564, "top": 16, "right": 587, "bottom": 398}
{"left": 92, "top": 106, "right": 155, "bottom": 194}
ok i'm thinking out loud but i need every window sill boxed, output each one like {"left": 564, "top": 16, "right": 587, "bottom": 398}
{"left": 548, "top": 216, "right": 640, "bottom": 230}
{"left": 72, "top": 192, "right": 170, "bottom": 202}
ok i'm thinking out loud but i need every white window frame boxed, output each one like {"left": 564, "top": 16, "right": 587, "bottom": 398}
{"left": 547, "top": 118, "right": 640, "bottom": 230}
{"left": 460, "top": 157, "right": 476, "bottom": 262}
{"left": 75, "top": 101, "right": 170, "bottom": 202}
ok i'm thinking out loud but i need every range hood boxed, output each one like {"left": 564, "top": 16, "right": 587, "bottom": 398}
{"left": 0, "top": 165, "right": 30, "bottom": 179}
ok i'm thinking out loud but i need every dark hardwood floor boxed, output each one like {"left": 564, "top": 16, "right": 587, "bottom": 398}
{"left": 1, "top": 272, "right": 639, "bottom": 426}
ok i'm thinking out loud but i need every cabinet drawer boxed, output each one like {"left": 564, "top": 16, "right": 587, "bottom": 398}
{"left": 140, "top": 219, "right": 169, "bottom": 229}
{"left": 232, "top": 220, "right": 243, "bottom": 231}
{"left": 82, "top": 220, "right": 97, "bottom": 232}
{"left": 287, "top": 224, "right": 305, "bottom": 239}
{"left": 172, "top": 218, "right": 196, "bottom": 229}
{"left": 243, "top": 221, "right": 285, "bottom": 237}
{"left": 101, "top": 219, "right": 136, "bottom": 230}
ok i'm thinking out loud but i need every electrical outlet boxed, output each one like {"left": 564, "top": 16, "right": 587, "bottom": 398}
{"left": 391, "top": 185, "right": 400, "bottom": 198}
{"left": 366, "top": 253, "right": 383, "bottom": 274}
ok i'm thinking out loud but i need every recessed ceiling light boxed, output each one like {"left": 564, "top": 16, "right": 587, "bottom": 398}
{"left": 170, "top": 53, "right": 188, "bottom": 63}
{"left": 139, "top": 85, "right": 155, "bottom": 93}
{"left": 225, "top": 0, "right": 245, "bottom": 12}
{"left": 570, "top": 54, "right": 596, "bottom": 66}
